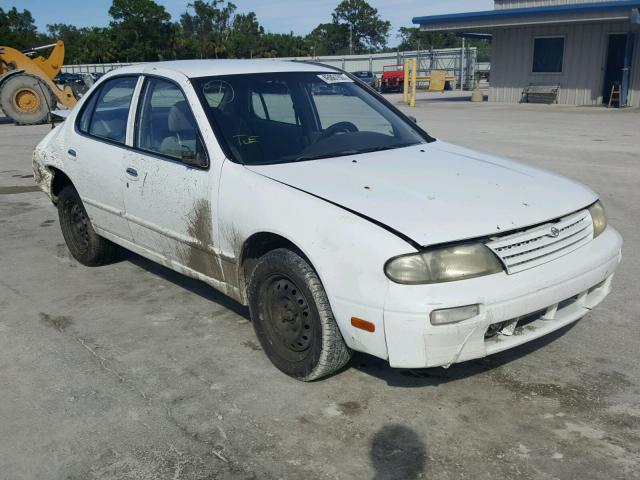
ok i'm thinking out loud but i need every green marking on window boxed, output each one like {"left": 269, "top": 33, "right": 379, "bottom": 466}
{"left": 234, "top": 135, "right": 260, "bottom": 146}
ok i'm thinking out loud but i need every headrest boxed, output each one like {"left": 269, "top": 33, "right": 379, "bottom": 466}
{"left": 168, "top": 101, "right": 193, "bottom": 133}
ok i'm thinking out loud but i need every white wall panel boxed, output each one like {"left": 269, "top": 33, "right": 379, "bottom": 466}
{"left": 489, "top": 21, "right": 639, "bottom": 106}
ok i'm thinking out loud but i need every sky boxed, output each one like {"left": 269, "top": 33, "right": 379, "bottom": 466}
{"left": 3, "top": 0, "right": 493, "bottom": 46}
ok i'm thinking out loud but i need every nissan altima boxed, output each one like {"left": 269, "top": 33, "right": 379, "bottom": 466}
{"left": 33, "top": 60, "right": 622, "bottom": 380}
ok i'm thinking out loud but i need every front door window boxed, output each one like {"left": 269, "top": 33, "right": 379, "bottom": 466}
{"left": 136, "top": 78, "right": 208, "bottom": 166}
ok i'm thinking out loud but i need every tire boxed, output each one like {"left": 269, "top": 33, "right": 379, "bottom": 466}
{"left": 0, "top": 74, "right": 54, "bottom": 125}
{"left": 57, "top": 185, "right": 118, "bottom": 266}
{"left": 247, "top": 248, "right": 352, "bottom": 381}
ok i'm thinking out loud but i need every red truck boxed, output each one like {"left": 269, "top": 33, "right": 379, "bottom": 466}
{"left": 379, "top": 64, "right": 404, "bottom": 93}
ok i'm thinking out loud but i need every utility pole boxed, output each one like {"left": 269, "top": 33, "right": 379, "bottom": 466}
{"left": 460, "top": 36, "right": 466, "bottom": 91}
{"left": 349, "top": 24, "right": 353, "bottom": 56}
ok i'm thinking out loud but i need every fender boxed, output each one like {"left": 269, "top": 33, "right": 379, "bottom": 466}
{"left": 262, "top": 176, "right": 422, "bottom": 251}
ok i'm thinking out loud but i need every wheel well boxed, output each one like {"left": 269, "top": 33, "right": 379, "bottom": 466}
{"left": 241, "top": 232, "right": 300, "bottom": 277}
{"left": 50, "top": 167, "right": 72, "bottom": 201}
{"left": 239, "top": 232, "right": 309, "bottom": 300}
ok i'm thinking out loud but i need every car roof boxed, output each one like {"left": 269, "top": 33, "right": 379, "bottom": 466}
{"left": 111, "top": 59, "right": 336, "bottom": 79}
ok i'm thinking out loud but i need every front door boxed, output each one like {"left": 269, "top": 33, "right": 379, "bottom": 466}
{"left": 602, "top": 33, "right": 634, "bottom": 105}
{"left": 122, "top": 76, "right": 219, "bottom": 280}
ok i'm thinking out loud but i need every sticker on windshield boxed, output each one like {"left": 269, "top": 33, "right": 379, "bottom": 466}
{"left": 317, "top": 73, "right": 353, "bottom": 84}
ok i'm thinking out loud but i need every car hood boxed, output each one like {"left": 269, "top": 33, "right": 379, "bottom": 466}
{"left": 247, "top": 141, "right": 597, "bottom": 247}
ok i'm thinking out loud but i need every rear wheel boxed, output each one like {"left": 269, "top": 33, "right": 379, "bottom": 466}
{"left": 57, "top": 185, "right": 118, "bottom": 266}
{"left": 248, "top": 248, "right": 352, "bottom": 381}
{"left": 0, "top": 74, "right": 54, "bottom": 125}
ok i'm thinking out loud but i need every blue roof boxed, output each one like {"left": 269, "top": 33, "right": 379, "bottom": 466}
{"left": 413, "top": 0, "right": 640, "bottom": 26}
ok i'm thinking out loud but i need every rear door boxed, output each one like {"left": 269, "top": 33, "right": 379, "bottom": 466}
{"left": 70, "top": 75, "right": 139, "bottom": 240}
{"left": 122, "top": 76, "right": 218, "bottom": 280}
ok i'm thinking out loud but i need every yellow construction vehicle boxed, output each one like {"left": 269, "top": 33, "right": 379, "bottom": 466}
{"left": 0, "top": 40, "right": 78, "bottom": 125}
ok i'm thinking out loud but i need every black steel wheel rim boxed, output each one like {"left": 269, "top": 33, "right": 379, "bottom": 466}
{"left": 68, "top": 201, "right": 89, "bottom": 250}
{"left": 261, "top": 275, "right": 313, "bottom": 356}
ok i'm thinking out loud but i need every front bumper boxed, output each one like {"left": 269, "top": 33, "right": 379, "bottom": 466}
{"left": 383, "top": 227, "right": 622, "bottom": 368}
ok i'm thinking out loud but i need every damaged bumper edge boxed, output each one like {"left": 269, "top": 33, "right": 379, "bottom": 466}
{"left": 31, "top": 122, "right": 65, "bottom": 202}
{"left": 383, "top": 227, "right": 623, "bottom": 369}
{"left": 32, "top": 151, "right": 54, "bottom": 201}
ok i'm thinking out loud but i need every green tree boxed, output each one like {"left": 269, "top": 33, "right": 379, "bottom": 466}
{"left": 83, "top": 27, "right": 119, "bottom": 63}
{"left": 397, "top": 27, "right": 459, "bottom": 51}
{"left": 47, "top": 24, "right": 116, "bottom": 64}
{"left": 226, "top": 11, "right": 263, "bottom": 58}
{"left": 108, "top": 0, "right": 172, "bottom": 61}
{"left": 331, "top": 0, "right": 390, "bottom": 52}
{"left": 306, "top": 22, "right": 349, "bottom": 56}
{"left": 180, "top": 1, "right": 236, "bottom": 58}
{"left": 256, "top": 32, "right": 310, "bottom": 58}
{"left": 0, "top": 7, "right": 44, "bottom": 49}
{"left": 47, "top": 23, "right": 83, "bottom": 60}
{"left": 396, "top": 27, "right": 492, "bottom": 62}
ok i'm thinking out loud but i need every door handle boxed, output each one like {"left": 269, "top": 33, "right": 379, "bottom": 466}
{"left": 67, "top": 149, "right": 76, "bottom": 160}
{"left": 125, "top": 167, "right": 138, "bottom": 178}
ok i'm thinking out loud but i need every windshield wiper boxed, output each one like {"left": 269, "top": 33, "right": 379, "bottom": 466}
{"left": 288, "top": 150, "right": 360, "bottom": 162}
{"left": 356, "top": 143, "right": 420, "bottom": 154}
{"left": 284, "top": 143, "right": 420, "bottom": 163}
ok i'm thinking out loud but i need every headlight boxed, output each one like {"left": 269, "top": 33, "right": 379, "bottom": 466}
{"left": 384, "top": 243, "right": 504, "bottom": 284}
{"left": 588, "top": 200, "right": 607, "bottom": 238}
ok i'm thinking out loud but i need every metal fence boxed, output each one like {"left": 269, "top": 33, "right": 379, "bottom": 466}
{"left": 62, "top": 47, "right": 483, "bottom": 90}
{"left": 61, "top": 63, "right": 136, "bottom": 75}
{"left": 281, "top": 48, "right": 478, "bottom": 90}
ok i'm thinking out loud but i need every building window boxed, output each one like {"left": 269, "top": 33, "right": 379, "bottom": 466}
{"left": 532, "top": 37, "right": 564, "bottom": 73}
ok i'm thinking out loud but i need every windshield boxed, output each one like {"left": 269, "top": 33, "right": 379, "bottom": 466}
{"left": 193, "top": 72, "right": 429, "bottom": 165}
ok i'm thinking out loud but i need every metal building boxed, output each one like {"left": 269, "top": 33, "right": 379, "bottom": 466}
{"left": 413, "top": 0, "right": 640, "bottom": 107}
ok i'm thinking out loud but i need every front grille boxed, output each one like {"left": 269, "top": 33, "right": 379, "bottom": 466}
{"left": 486, "top": 210, "right": 593, "bottom": 274}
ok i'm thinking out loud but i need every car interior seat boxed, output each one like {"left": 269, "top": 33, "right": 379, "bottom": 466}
{"left": 160, "top": 101, "right": 197, "bottom": 158}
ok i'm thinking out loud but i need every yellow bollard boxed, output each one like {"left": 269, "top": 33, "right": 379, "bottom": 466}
{"left": 403, "top": 60, "right": 410, "bottom": 105}
{"left": 410, "top": 58, "right": 417, "bottom": 107}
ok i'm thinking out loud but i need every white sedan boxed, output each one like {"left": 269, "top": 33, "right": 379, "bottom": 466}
{"left": 33, "top": 60, "right": 622, "bottom": 381}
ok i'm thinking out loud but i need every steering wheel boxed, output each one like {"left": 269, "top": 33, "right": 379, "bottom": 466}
{"left": 317, "top": 121, "right": 359, "bottom": 141}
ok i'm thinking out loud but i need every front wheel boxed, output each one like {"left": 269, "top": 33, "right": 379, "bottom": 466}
{"left": 248, "top": 248, "right": 352, "bottom": 381}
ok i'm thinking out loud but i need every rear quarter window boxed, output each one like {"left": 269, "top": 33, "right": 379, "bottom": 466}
{"left": 77, "top": 76, "right": 138, "bottom": 144}
{"left": 250, "top": 80, "right": 297, "bottom": 124}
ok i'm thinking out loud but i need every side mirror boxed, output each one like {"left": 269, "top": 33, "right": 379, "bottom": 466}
{"left": 181, "top": 145, "right": 208, "bottom": 168}
{"left": 408, "top": 116, "right": 417, "bottom": 124}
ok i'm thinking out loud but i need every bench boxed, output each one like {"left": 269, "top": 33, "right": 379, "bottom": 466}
{"left": 521, "top": 84, "right": 560, "bottom": 104}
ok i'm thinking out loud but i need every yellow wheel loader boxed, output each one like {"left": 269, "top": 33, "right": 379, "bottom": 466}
{"left": 0, "top": 40, "right": 79, "bottom": 125}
